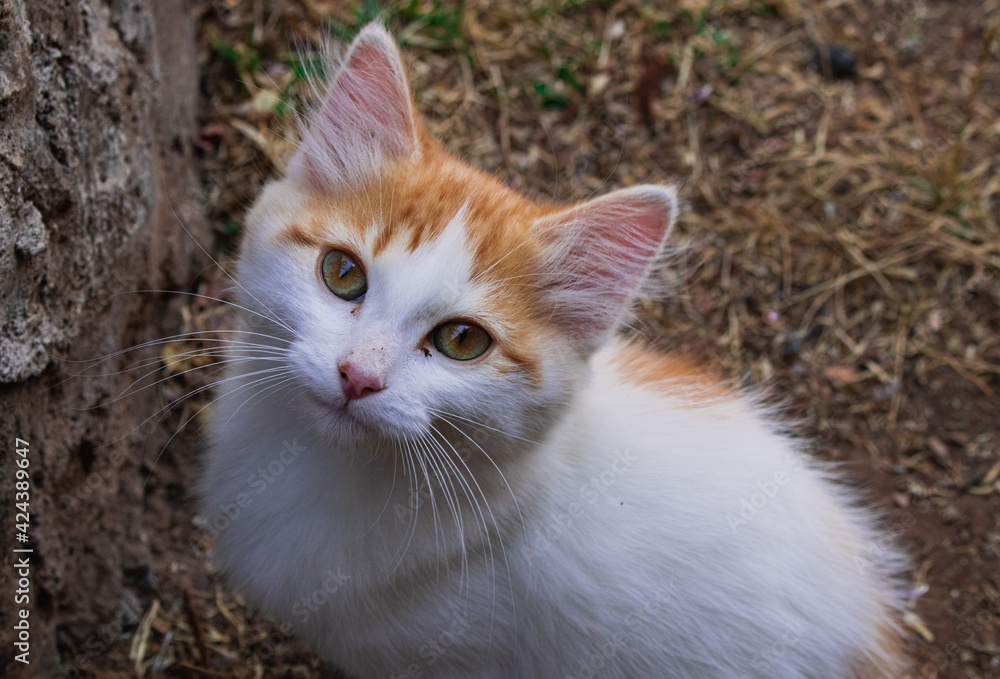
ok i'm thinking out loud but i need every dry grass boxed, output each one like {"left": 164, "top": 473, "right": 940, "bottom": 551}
{"left": 75, "top": 0, "right": 1000, "bottom": 677}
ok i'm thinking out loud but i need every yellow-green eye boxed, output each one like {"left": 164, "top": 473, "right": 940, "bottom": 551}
{"left": 432, "top": 322, "right": 491, "bottom": 361}
{"left": 322, "top": 249, "right": 367, "bottom": 301}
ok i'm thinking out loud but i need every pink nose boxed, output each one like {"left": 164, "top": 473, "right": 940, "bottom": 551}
{"left": 338, "top": 362, "right": 385, "bottom": 401}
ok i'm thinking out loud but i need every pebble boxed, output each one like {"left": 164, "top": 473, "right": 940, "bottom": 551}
{"left": 812, "top": 44, "right": 857, "bottom": 79}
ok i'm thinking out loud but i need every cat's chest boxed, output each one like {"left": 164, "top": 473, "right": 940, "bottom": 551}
{"left": 209, "top": 409, "right": 453, "bottom": 590}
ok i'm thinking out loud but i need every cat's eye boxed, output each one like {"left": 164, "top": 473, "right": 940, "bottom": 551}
{"left": 321, "top": 249, "right": 367, "bottom": 301}
{"left": 432, "top": 322, "right": 491, "bottom": 361}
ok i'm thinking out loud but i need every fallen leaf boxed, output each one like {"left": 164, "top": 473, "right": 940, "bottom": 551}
{"left": 823, "top": 365, "right": 857, "bottom": 385}
{"left": 635, "top": 45, "right": 666, "bottom": 133}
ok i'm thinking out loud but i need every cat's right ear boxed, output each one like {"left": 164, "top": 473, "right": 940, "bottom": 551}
{"left": 288, "top": 24, "right": 420, "bottom": 191}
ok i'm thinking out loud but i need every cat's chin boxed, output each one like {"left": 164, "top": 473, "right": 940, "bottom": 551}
{"left": 302, "top": 388, "right": 421, "bottom": 444}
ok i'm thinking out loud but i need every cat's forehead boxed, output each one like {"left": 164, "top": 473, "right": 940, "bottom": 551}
{"left": 282, "top": 154, "right": 551, "bottom": 296}
{"left": 365, "top": 202, "right": 481, "bottom": 319}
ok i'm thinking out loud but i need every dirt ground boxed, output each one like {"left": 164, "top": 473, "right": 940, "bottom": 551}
{"left": 75, "top": 0, "right": 999, "bottom": 677}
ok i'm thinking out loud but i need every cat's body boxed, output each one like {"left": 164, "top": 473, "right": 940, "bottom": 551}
{"left": 200, "top": 24, "right": 908, "bottom": 678}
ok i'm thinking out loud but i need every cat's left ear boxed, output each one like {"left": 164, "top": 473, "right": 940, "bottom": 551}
{"left": 289, "top": 23, "right": 420, "bottom": 191}
{"left": 537, "top": 185, "right": 677, "bottom": 351}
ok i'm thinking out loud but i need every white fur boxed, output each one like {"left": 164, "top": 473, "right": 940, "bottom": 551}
{"left": 201, "top": 181, "right": 904, "bottom": 678}
{"left": 199, "top": 24, "right": 905, "bottom": 679}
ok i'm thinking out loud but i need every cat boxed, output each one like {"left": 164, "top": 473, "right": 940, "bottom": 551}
{"left": 198, "top": 23, "right": 909, "bottom": 679}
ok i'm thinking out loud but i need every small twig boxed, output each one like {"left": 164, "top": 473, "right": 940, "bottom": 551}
{"left": 184, "top": 589, "right": 210, "bottom": 668}
{"left": 944, "top": 9, "right": 1000, "bottom": 188}
{"left": 487, "top": 64, "right": 511, "bottom": 161}
{"left": 130, "top": 598, "right": 161, "bottom": 678}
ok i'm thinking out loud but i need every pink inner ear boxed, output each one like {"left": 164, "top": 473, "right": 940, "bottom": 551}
{"left": 298, "top": 26, "right": 419, "bottom": 190}
{"left": 539, "top": 187, "right": 675, "bottom": 345}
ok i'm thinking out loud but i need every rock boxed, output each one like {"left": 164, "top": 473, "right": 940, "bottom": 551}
{"left": 0, "top": 0, "right": 208, "bottom": 676}
{"left": 812, "top": 44, "right": 857, "bottom": 80}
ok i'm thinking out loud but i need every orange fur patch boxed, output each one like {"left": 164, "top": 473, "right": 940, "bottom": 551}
{"left": 611, "top": 340, "right": 734, "bottom": 404}
{"left": 275, "top": 222, "right": 325, "bottom": 250}
{"left": 819, "top": 504, "right": 910, "bottom": 678}
{"left": 804, "top": 492, "right": 909, "bottom": 678}
{"left": 853, "top": 612, "right": 909, "bottom": 679}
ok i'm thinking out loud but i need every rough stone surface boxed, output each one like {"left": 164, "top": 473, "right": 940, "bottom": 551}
{"left": 0, "top": 0, "right": 207, "bottom": 674}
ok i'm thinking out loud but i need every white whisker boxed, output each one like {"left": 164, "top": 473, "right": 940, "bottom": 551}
{"left": 142, "top": 368, "right": 295, "bottom": 486}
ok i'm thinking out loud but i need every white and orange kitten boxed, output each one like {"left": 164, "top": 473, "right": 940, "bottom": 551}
{"left": 199, "top": 24, "right": 908, "bottom": 678}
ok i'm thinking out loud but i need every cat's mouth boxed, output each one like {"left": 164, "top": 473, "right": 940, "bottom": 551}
{"left": 305, "top": 388, "right": 378, "bottom": 431}
{"left": 307, "top": 389, "right": 350, "bottom": 414}
{"left": 303, "top": 385, "right": 425, "bottom": 440}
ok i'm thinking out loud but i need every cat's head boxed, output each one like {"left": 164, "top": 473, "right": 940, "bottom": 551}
{"left": 233, "top": 24, "right": 676, "bottom": 446}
